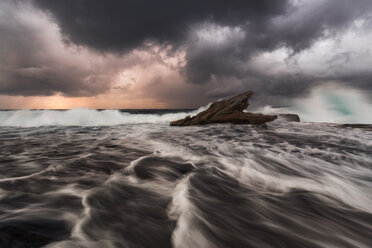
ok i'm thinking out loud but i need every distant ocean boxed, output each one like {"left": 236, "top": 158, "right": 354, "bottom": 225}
{"left": 0, "top": 88, "right": 372, "bottom": 248}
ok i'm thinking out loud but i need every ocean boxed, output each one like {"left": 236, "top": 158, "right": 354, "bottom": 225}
{"left": 0, "top": 106, "right": 371, "bottom": 247}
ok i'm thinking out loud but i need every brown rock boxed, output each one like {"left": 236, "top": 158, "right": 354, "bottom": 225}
{"left": 278, "top": 114, "right": 300, "bottom": 122}
{"left": 339, "top": 124, "right": 372, "bottom": 130}
{"left": 170, "top": 91, "right": 277, "bottom": 126}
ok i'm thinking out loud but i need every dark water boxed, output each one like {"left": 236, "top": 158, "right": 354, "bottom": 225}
{"left": 0, "top": 116, "right": 371, "bottom": 247}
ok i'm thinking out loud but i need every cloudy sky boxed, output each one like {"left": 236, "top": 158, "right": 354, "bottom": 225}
{"left": 0, "top": 0, "right": 371, "bottom": 109}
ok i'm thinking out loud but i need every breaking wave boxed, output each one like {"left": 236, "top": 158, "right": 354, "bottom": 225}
{"left": 259, "top": 85, "right": 372, "bottom": 124}
{"left": 0, "top": 105, "right": 209, "bottom": 127}
{"left": 1, "top": 84, "right": 371, "bottom": 127}
{"left": 0, "top": 120, "right": 371, "bottom": 247}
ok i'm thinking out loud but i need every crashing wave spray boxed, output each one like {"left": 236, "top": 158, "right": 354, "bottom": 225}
{"left": 259, "top": 84, "right": 372, "bottom": 124}
{"left": 0, "top": 105, "right": 210, "bottom": 127}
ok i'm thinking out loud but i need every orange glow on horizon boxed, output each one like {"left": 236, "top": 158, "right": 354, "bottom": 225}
{"left": 0, "top": 95, "right": 168, "bottom": 109}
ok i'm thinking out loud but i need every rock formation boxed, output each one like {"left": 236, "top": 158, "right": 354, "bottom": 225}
{"left": 170, "top": 91, "right": 278, "bottom": 126}
{"left": 278, "top": 114, "right": 300, "bottom": 122}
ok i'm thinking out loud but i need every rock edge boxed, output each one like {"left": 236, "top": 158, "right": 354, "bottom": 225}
{"left": 170, "top": 91, "right": 278, "bottom": 126}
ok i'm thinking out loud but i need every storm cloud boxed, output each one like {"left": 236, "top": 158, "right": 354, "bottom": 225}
{"left": 183, "top": 0, "right": 372, "bottom": 87}
{"left": 1, "top": 0, "right": 372, "bottom": 107}
{"left": 30, "top": 0, "right": 372, "bottom": 80}
{"left": 0, "top": 0, "right": 148, "bottom": 97}
{"left": 31, "top": 0, "right": 289, "bottom": 52}
{"left": 0, "top": 1, "right": 110, "bottom": 97}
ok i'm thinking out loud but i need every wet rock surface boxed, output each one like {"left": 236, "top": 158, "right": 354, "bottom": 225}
{"left": 278, "top": 114, "right": 301, "bottom": 122}
{"left": 170, "top": 91, "right": 277, "bottom": 126}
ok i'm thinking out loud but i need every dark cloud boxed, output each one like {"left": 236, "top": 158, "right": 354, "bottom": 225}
{"left": 29, "top": 0, "right": 291, "bottom": 87}
{"left": 184, "top": 0, "right": 372, "bottom": 85}
{"left": 30, "top": 0, "right": 372, "bottom": 87}
{"left": 268, "top": 0, "right": 372, "bottom": 52}
{"left": 0, "top": 1, "right": 138, "bottom": 97}
{"left": 31, "top": 0, "right": 289, "bottom": 53}
{"left": 1, "top": 0, "right": 372, "bottom": 106}
{"left": 0, "top": 66, "right": 111, "bottom": 97}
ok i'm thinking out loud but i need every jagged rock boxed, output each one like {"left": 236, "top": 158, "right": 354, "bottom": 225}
{"left": 278, "top": 114, "right": 300, "bottom": 122}
{"left": 170, "top": 91, "right": 277, "bottom": 126}
{"left": 339, "top": 124, "right": 372, "bottom": 130}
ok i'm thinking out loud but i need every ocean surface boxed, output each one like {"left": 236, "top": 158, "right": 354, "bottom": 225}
{"left": 0, "top": 101, "right": 372, "bottom": 247}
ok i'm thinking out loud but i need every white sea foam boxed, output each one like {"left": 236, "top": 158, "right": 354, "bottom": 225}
{"left": 168, "top": 175, "right": 212, "bottom": 248}
{"left": 2, "top": 84, "right": 370, "bottom": 127}
{"left": 0, "top": 105, "right": 209, "bottom": 127}
{"left": 258, "top": 84, "right": 372, "bottom": 124}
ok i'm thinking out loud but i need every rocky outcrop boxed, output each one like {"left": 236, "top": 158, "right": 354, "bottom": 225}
{"left": 339, "top": 124, "right": 372, "bottom": 130}
{"left": 170, "top": 91, "right": 278, "bottom": 126}
{"left": 278, "top": 114, "right": 300, "bottom": 122}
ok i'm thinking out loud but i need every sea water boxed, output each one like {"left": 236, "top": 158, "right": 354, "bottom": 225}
{"left": 0, "top": 87, "right": 371, "bottom": 247}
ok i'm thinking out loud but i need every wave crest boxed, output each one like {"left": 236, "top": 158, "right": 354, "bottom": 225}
{"left": 259, "top": 85, "right": 372, "bottom": 124}
{"left": 0, "top": 106, "right": 209, "bottom": 127}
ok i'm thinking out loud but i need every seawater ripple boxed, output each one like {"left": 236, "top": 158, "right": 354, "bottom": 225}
{"left": 0, "top": 122, "right": 371, "bottom": 247}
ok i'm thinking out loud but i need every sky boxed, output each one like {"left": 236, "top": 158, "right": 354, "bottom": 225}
{"left": 0, "top": 0, "right": 371, "bottom": 109}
